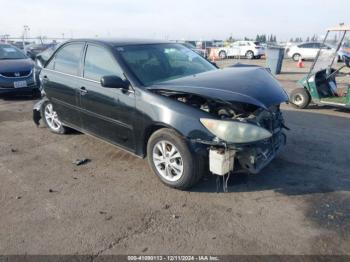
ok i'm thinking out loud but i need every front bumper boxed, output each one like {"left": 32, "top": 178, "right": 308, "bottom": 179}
{"left": 0, "top": 85, "right": 39, "bottom": 96}
{"left": 192, "top": 131, "right": 286, "bottom": 175}
{"left": 235, "top": 131, "right": 286, "bottom": 174}
{"left": 0, "top": 73, "right": 38, "bottom": 96}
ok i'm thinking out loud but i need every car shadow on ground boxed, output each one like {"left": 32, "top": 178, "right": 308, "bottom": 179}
{"left": 306, "top": 104, "right": 350, "bottom": 113}
{"left": 279, "top": 71, "right": 307, "bottom": 75}
{"left": 191, "top": 108, "right": 350, "bottom": 240}
{"left": 0, "top": 95, "right": 39, "bottom": 101}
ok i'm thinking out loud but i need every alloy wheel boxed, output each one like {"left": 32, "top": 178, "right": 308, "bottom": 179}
{"left": 219, "top": 51, "right": 226, "bottom": 59}
{"left": 44, "top": 103, "right": 62, "bottom": 132}
{"left": 152, "top": 140, "right": 184, "bottom": 182}
{"left": 293, "top": 94, "right": 304, "bottom": 106}
{"left": 246, "top": 51, "right": 254, "bottom": 59}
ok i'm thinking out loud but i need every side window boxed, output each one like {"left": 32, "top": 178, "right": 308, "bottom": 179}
{"left": 299, "top": 43, "right": 314, "bottom": 49}
{"left": 321, "top": 44, "right": 331, "bottom": 49}
{"left": 83, "top": 45, "right": 123, "bottom": 81}
{"left": 54, "top": 43, "right": 84, "bottom": 75}
{"left": 46, "top": 58, "right": 54, "bottom": 69}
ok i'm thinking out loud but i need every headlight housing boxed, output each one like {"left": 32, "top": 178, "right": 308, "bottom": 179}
{"left": 200, "top": 118, "right": 272, "bottom": 143}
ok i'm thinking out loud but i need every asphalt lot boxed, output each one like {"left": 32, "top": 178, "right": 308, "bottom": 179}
{"left": 0, "top": 59, "right": 350, "bottom": 255}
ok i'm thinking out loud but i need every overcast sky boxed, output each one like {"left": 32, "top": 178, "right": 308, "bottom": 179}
{"left": 1, "top": 0, "right": 349, "bottom": 41}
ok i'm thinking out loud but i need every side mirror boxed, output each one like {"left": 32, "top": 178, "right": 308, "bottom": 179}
{"left": 35, "top": 57, "right": 44, "bottom": 68}
{"left": 344, "top": 56, "right": 350, "bottom": 68}
{"left": 100, "top": 75, "right": 129, "bottom": 89}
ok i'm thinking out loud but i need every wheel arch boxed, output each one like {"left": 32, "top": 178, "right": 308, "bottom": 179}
{"left": 141, "top": 123, "right": 185, "bottom": 158}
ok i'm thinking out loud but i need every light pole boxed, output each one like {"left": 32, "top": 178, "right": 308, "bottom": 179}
{"left": 23, "top": 25, "right": 30, "bottom": 52}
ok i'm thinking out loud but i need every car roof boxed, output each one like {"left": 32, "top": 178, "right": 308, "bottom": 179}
{"left": 65, "top": 38, "right": 171, "bottom": 47}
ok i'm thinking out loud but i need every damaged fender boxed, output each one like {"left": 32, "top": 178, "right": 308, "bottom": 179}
{"left": 33, "top": 97, "right": 49, "bottom": 126}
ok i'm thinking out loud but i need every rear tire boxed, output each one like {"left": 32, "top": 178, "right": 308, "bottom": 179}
{"left": 147, "top": 128, "right": 204, "bottom": 190}
{"left": 246, "top": 50, "right": 254, "bottom": 59}
{"left": 41, "top": 101, "right": 68, "bottom": 134}
{"left": 292, "top": 53, "right": 302, "bottom": 62}
{"left": 289, "top": 88, "right": 311, "bottom": 109}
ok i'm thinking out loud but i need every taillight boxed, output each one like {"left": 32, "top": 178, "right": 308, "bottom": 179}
{"left": 255, "top": 46, "right": 261, "bottom": 49}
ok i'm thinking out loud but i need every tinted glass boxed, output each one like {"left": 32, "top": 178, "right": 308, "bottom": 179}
{"left": 54, "top": 43, "right": 84, "bottom": 75}
{"left": 299, "top": 43, "right": 313, "bottom": 48}
{"left": 0, "top": 45, "right": 26, "bottom": 60}
{"left": 118, "top": 44, "right": 216, "bottom": 86}
{"left": 84, "top": 45, "right": 122, "bottom": 81}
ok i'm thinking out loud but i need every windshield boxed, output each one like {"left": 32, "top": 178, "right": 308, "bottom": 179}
{"left": 182, "top": 42, "right": 196, "bottom": 49}
{"left": 0, "top": 45, "right": 27, "bottom": 60}
{"left": 309, "top": 30, "right": 350, "bottom": 76}
{"left": 117, "top": 43, "right": 216, "bottom": 86}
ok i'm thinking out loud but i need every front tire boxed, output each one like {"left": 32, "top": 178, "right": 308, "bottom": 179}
{"left": 289, "top": 88, "right": 311, "bottom": 109}
{"left": 147, "top": 128, "right": 203, "bottom": 190}
{"left": 219, "top": 51, "right": 227, "bottom": 59}
{"left": 41, "top": 101, "right": 68, "bottom": 134}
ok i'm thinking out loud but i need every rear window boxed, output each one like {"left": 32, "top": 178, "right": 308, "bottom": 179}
{"left": 51, "top": 43, "right": 84, "bottom": 76}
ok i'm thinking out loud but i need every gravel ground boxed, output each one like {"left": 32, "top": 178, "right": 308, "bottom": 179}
{"left": 0, "top": 58, "right": 349, "bottom": 255}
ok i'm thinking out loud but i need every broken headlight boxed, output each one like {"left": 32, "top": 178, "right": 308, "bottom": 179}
{"left": 200, "top": 118, "right": 272, "bottom": 143}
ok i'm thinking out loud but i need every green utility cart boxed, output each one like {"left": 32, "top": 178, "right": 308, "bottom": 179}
{"left": 290, "top": 25, "right": 350, "bottom": 109}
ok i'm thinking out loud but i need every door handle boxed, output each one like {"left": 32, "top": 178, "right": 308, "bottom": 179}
{"left": 80, "top": 86, "right": 88, "bottom": 95}
{"left": 41, "top": 75, "right": 48, "bottom": 82}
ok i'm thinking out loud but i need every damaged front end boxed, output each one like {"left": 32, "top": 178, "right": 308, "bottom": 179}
{"left": 150, "top": 89, "right": 287, "bottom": 175}
{"left": 33, "top": 96, "right": 48, "bottom": 126}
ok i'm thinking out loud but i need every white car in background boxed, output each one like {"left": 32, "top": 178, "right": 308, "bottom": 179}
{"left": 286, "top": 42, "right": 333, "bottom": 61}
{"left": 217, "top": 41, "right": 265, "bottom": 59}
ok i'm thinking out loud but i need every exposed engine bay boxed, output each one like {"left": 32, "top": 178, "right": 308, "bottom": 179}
{"left": 152, "top": 90, "right": 285, "bottom": 134}
{"left": 152, "top": 89, "right": 287, "bottom": 182}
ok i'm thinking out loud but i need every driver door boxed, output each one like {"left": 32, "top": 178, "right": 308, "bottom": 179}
{"left": 76, "top": 44, "right": 136, "bottom": 151}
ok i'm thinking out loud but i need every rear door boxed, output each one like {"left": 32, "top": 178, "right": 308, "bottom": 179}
{"left": 309, "top": 43, "right": 322, "bottom": 59}
{"left": 299, "top": 43, "right": 317, "bottom": 59}
{"left": 77, "top": 43, "right": 136, "bottom": 151}
{"left": 227, "top": 42, "right": 240, "bottom": 56}
{"left": 41, "top": 42, "right": 85, "bottom": 126}
{"left": 239, "top": 41, "right": 249, "bottom": 56}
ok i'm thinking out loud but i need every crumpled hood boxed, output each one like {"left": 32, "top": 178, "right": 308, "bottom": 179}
{"left": 0, "top": 58, "right": 33, "bottom": 73}
{"left": 148, "top": 67, "right": 289, "bottom": 109}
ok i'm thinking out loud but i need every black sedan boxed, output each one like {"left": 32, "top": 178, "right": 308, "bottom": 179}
{"left": 33, "top": 39, "right": 288, "bottom": 189}
{"left": 0, "top": 44, "right": 39, "bottom": 97}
